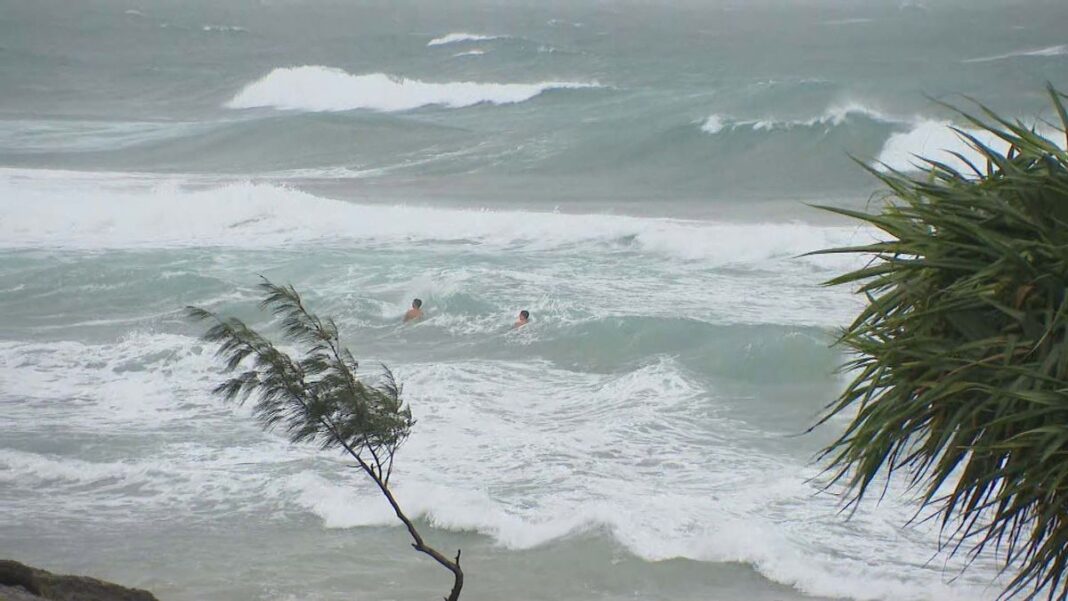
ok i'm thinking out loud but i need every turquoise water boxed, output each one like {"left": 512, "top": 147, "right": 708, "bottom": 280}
{"left": 1, "top": 1, "right": 1065, "bottom": 600}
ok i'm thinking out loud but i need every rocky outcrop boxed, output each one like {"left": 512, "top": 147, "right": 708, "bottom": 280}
{"left": 0, "top": 561, "right": 158, "bottom": 601}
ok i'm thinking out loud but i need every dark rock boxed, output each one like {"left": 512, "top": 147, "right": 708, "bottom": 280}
{"left": 0, "top": 583, "right": 43, "bottom": 601}
{"left": 0, "top": 561, "right": 158, "bottom": 601}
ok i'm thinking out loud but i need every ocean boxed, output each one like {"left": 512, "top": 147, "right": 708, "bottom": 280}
{"left": 1, "top": 1, "right": 1066, "bottom": 600}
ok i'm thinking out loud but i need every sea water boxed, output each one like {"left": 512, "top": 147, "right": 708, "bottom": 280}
{"left": 1, "top": 1, "right": 1066, "bottom": 600}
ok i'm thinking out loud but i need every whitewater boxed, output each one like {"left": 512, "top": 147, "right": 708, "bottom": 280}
{"left": 2, "top": 1, "right": 1066, "bottom": 601}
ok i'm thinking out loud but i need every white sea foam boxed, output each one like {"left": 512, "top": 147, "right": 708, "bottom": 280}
{"left": 0, "top": 332, "right": 329, "bottom": 518}
{"left": 0, "top": 333, "right": 225, "bottom": 427}
{"left": 284, "top": 476, "right": 998, "bottom": 601}
{"left": 0, "top": 170, "right": 868, "bottom": 269}
{"left": 452, "top": 49, "right": 486, "bottom": 57}
{"left": 875, "top": 121, "right": 998, "bottom": 172}
{"left": 1, "top": 333, "right": 998, "bottom": 600}
{"left": 272, "top": 359, "right": 1002, "bottom": 601}
{"left": 963, "top": 44, "right": 1068, "bottom": 63}
{"left": 874, "top": 120, "right": 1064, "bottom": 173}
{"left": 427, "top": 32, "right": 504, "bottom": 47}
{"left": 0, "top": 439, "right": 309, "bottom": 520}
{"left": 700, "top": 114, "right": 726, "bottom": 134}
{"left": 225, "top": 66, "right": 599, "bottom": 112}
{"left": 0, "top": 449, "right": 145, "bottom": 485}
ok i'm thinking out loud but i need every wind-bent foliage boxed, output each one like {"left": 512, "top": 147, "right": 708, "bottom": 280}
{"left": 188, "top": 278, "right": 463, "bottom": 601}
{"left": 814, "top": 85, "right": 1068, "bottom": 600}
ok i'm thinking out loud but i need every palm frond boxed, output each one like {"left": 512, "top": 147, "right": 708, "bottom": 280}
{"left": 815, "top": 89, "right": 1068, "bottom": 600}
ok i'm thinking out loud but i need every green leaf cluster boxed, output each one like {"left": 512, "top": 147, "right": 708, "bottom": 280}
{"left": 816, "top": 86, "right": 1068, "bottom": 600}
{"left": 187, "top": 277, "right": 413, "bottom": 483}
{"left": 189, "top": 278, "right": 464, "bottom": 601}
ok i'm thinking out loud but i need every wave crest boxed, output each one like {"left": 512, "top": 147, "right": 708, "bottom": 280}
{"left": 700, "top": 102, "right": 894, "bottom": 135}
{"left": 283, "top": 467, "right": 995, "bottom": 601}
{"left": 226, "top": 66, "right": 599, "bottom": 112}
{"left": 427, "top": 32, "right": 504, "bottom": 46}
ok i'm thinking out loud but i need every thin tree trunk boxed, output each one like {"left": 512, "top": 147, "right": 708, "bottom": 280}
{"left": 369, "top": 469, "right": 463, "bottom": 601}
{"left": 320, "top": 421, "right": 464, "bottom": 601}
{"left": 345, "top": 450, "right": 463, "bottom": 601}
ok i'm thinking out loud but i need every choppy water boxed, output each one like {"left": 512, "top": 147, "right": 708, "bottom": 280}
{"left": 1, "top": 1, "right": 1065, "bottom": 600}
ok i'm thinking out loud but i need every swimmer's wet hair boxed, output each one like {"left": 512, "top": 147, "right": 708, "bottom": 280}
{"left": 413, "top": 298, "right": 422, "bottom": 308}
{"left": 520, "top": 310, "right": 529, "bottom": 319}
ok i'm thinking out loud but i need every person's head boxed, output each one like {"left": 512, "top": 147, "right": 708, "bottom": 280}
{"left": 519, "top": 310, "right": 530, "bottom": 321}
{"left": 412, "top": 298, "right": 423, "bottom": 309}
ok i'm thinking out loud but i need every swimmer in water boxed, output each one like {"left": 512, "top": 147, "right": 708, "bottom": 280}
{"left": 403, "top": 298, "right": 424, "bottom": 323}
{"left": 514, "top": 309, "right": 530, "bottom": 328}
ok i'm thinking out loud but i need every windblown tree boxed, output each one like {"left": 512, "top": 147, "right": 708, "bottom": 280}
{"left": 187, "top": 279, "right": 463, "bottom": 601}
{"left": 815, "top": 86, "right": 1068, "bottom": 600}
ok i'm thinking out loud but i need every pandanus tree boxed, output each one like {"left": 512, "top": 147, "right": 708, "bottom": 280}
{"left": 815, "top": 86, "right": 1068, "bottom": 600}
{"left": 188, "top": 279, "right": 463, "bottom": 601}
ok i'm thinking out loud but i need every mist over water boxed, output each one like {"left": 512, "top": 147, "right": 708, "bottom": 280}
{"left": 1, "top": 1, "right": 1065, "bottom": 600}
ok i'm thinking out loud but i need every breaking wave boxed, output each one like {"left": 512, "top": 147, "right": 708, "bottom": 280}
{"left": 226, "top": 66, "right": 600, "bottom": 112}
{"left": 0, "top": 171, "right": 868, "bottom": 268}
{"left": 699, "top": 102, "right": 895, "bottom": 134}
{"left": 874, "top": 120, "right": 1065, "bottom": 173}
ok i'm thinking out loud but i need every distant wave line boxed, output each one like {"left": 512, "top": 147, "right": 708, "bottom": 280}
{"left": 963, "top": 44, "right": 1067, "bottom": 63}
{"left": 427, "top": 32, "right": 506, "bottom": 47}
